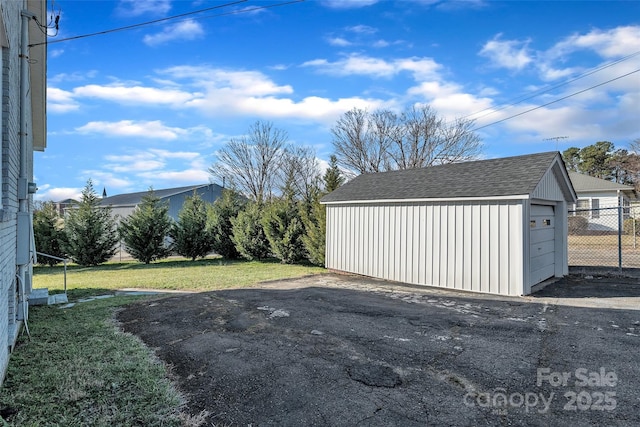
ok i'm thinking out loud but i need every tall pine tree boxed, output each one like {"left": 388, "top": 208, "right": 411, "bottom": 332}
{"left": 300, "top": 156, "right": 345, "bottom": 266}
{"left": 231, "top": 202, "right": 270, "bottom": 260}
{"left": 172, "top": 192, "right": 213, "bottom": 261}
{"left": 206, "top": 189, "right": 245, "bottom": 259}
{"left": 119, "top": 190, "right": 173, "bottom": 264}
{"left": 33, "top": 201, "right": 67, "bottom": 266}
{"left": 64, "top": 180, "right": 119, "bottom": 266}
{"left": 323, "top": 155, "right": 345, "bottom": 192}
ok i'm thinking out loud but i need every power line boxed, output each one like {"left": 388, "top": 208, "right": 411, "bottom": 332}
{"left": 30, "top": 0, "right": 304, "bottom": 47}
{"left": 471, "top": 68, "right": 640, "bottom": 133}
{"left": 463, "top": 50, "right": 640, "bottom": 122}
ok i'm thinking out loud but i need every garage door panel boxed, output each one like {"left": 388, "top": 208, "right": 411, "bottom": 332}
{"left": 530, "top": 228, "right": 554, "bottom": 244}
{"left": 530, "top": 240, "right": 554, "bottom": 257}
{"left": 530, "top": 252, "right": 555, "bottom": 272}
{"left": 530, "top": 204, "right": 555, "bottom": 285}
{"left": 531, "top": 264, "right": 555, "bottom": 284}
{"left": 531, "top": 205, "right": 554, "bottom": 216}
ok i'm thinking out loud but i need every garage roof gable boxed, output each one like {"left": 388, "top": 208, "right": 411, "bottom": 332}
{"left": 322, "top": 151, "right": 575, "bottom": 204}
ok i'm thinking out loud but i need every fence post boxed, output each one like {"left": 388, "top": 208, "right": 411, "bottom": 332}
{"left": 618, "top": 205, "right": 622, "bottom": 272}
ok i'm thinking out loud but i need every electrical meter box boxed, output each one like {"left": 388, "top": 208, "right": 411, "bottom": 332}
{"left": 16, "top": 212, "right": 31, "bottom": 265}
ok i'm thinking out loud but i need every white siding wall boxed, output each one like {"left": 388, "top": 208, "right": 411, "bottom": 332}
{"left": 326, "top": 200, "right": 526, "bottom": 296}
{"left": 572, "top": 193, "right": 623, "bottom": 231}
{"left": 0, "top": 0, "right": 30, "bottom": 383}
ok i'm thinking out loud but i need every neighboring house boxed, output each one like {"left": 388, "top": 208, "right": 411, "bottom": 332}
{"left": 0, "top": 1, "right": 47, "bottom": 382}
{"left": 321, "top": 152, "right": 577, "bottom": 296}
{"left": 99, "top": 184, "right": 225, "bottom": 222}
{"left": 53, "top": 198, "right": 76, "bottom": 216}
{"left": 568, "top": 172, "right": 637, "bottom": 232}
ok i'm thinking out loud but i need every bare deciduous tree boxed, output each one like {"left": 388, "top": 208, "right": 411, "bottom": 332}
{"left": 279, "top": 145, "right": 322, "bottom": 203}
{"left": 332, "top": 105, "right": 482, "bottom": 174}
{"left": 210, "top": 121, "right": 287, "bottom": 204}
{"left": 331, "top": 108, "right": 396, "bottom": 174}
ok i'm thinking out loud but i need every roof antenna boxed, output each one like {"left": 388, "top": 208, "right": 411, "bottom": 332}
{"left": 543, "top": 136, "right": 569, "bottom": 152}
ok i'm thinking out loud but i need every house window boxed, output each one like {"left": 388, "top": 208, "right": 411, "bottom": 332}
{"left": 576, "top": 199, "right": 589, "bottom": 217}
{"left": 591, "top": 198, "right": 600, "bottom": 219}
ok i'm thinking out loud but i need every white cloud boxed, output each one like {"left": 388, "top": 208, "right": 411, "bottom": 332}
{"left": 50, "top": 49, "right": 64, "bottom": 58}
{"left": 49, "top": 70, "right": 99, "bottom": 84}
{"left": 73, "top": 84, "right": 195, "bottom": 105}
{"left": 372, "top": 39, "right": 390, "bottom": 48}
{"left": 143, "top": 20, "right": 205, "bottom": 46}
{"left": 117, "top": 0, "right": 171, "bottom": 17}
{"left": 75, "top": 120, "right": 187, "bottom": 140}
{"left": 47, "top": 87, "right": 79, "bottom": 113}
{"left": 162, "top": 66, "right": 294, "bottom": 96}
{"left": 34, "top": 185, "right": 82, "bottom": 202}
{"left": 480, "top": 34, "right": 533, "bottom": 71}
{"left": 148, "top": 148, "right": 200, "bottom": 160}
{"left": 347, "top": 25, "right": 377, "bottom": 34}
{"left": 320, "top": 0, "right": 379, "bottom": 9}
{"left": 136, "top": 169, "right": 210, "bottom": 183}
{"left": 302, "top": 54, "right": 441, "bottom": 79}
{"left": 326, "top": 37, "right": 352, "bottom": 47}
{"left": 101, "top": 148, "right": 211, "bottom": 188}
{"left": 549, "top": 26, "right": 640, "bottom": 60}
{"left": 539, "top": 25, "right": 640, "bottom": 81}
{"left": 408, "top": 81, "right": 494, "bottom": 119}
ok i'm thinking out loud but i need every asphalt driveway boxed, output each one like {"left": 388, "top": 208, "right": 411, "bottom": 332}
{"left": 117, "top": 273, "right": 640, "bottom": 426}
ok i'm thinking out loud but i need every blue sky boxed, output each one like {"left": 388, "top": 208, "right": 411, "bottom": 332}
{"left": 37, "top": 0, "right": 640, "bottom": 201}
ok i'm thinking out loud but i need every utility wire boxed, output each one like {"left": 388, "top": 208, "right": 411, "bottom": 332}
{"left": 31, "top": 0, "right": 304, "bottom": 47}
{"left": 464, "top": 50, "right": 640, "bottom": 122}
{"left": 30, "top": 0, "right": 246, "bottom": 46}
{"left": 470, "top": 68, "right": 640, "bottom": 132}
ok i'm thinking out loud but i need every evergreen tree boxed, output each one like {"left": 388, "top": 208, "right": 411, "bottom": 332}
{"left": 300, "top": 190, "right": 326, "bottom": 266}
{"left": 323, "top": 154, "right": 345, "bottom": 192}
{"left": 206, "top": 189, "right": 245, "bottom": 259}
{"left": 33, "top": 201, "right": 67, "bottom": 266}
{"left": 119, "top": 190, "right": 173, "bottom": 264}
{"left": 231, "top": 202, "right": 270, "bottom": 260}
{"left": 262, "top": 196, "right": 306, "bottom": 264}
{"left": 297, "top": 155, "right": 342, "bottom": 267}
{"left": 64, "top": 180, "right": 119, "bottom": 266}
{"left": 172, "top": 192, "right": 213, "bottom": 261}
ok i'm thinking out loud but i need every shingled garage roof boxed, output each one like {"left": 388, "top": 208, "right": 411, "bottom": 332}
{"left": 322, "top": 151, "right": 564, "bottom": 203}
{"left": 100, "top": 184, "right": 209, "bottom": 207}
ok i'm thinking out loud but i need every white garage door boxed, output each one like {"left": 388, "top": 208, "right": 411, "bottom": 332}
{"left": 530, "top": 204, "right": 555, "bottom": 284}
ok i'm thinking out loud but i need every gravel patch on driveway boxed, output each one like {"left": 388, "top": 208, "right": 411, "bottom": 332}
{"left": 118, "top": 273, "right": 640, "bottom": 426}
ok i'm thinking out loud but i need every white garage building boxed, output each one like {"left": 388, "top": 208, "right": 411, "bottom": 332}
{"left": 321, "top": 152, "right": 577, "bottom": 296}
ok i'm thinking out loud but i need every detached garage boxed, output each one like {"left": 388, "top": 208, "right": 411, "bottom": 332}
{"left": 321, "top": 152, "right": 577, "bottom": 296}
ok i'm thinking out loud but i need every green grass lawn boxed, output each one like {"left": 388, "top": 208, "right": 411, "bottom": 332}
{"left": 34, "top": 256, "right": 326, "bottom": 297}
{"left": 0, "top": 258, "right": 326, "bottom": 426}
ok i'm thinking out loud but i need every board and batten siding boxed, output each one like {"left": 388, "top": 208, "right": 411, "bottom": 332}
{"left": 326, "top": 200, "right": 525, "bottom": 296}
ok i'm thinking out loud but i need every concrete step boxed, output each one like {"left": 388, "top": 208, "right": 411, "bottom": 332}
{"left": 29, "top": 289, "right": 68, "bottom": 306}
{"left": 29, "top": 288, "right": 49, "bottom": 306}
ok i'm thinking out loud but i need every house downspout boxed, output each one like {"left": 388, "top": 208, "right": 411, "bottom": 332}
{"left": 17, "top": 8, "right": 36, "bottom": 321}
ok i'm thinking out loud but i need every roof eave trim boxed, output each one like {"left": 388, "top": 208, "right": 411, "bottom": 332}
{"left": 321, "top": 194, "right": 530, "bottom": 205}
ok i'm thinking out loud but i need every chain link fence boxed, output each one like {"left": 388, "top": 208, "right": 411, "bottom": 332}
{"left": 568, "top": 202, "right": 640, "bottom": 269}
